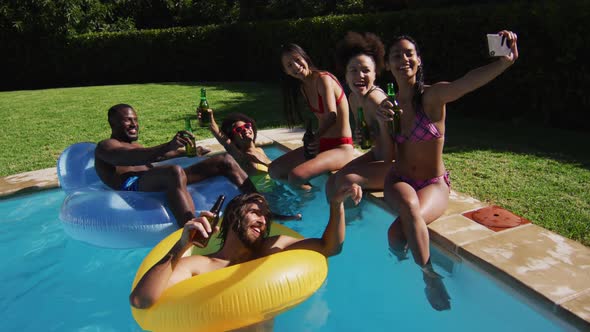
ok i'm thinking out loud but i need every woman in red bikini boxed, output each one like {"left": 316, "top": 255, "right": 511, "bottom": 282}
{"left": 326, "top": 32, "right": 395, "bottom": 202}
{"left": 379, "top": 30, "right": 519, "bottom": 310}
{"left": 269, "top": 44, "right": 355, "bottom": 190}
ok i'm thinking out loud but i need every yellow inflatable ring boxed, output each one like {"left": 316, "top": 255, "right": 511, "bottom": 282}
{"left": 131, "top": 222, "right": 328, "bottom": 332}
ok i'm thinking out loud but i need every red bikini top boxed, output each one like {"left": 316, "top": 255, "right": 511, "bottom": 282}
{"left": 303, "top": 72, "right": 345, "bottom": 114}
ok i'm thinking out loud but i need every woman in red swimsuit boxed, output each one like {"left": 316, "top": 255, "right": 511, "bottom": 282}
{"left": 269, "top": 43, "right": 355, "bottom": 190}
{"left": 379, "top": 30, "right": 519, "bottom": 310}
{"left": 326, "top": 32, "right": 395, "bottom": 203}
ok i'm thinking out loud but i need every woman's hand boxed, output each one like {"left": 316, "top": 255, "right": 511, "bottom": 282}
{"left": 498, "top": 30, "right": 519, "bottom": 64}
{"left": 376, "top": 99, "right": 403, "bottom": 123}
{"left": 330, "top": 183, "right": 362, "bottom": 206}
{"left": 309, "top": 135, "right": 320, "bottom": 155}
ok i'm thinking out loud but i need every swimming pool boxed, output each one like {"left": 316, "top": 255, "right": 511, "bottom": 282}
{"left": 0, "top": 146, "right": 574, "bottom": 331}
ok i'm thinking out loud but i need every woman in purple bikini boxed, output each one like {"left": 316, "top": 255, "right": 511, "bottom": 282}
{"left": 379, "top": 30, "right": 519, "bottom": 310}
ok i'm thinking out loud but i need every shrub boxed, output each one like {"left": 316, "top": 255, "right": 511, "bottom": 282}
{"left": 1, "top": 0, "right": 588, "bottom": 129}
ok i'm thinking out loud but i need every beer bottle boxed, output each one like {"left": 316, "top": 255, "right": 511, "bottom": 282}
{"left": 197, "top": 88, "right": 210, "bottom": 127}
{"left": 386, "top": 83, "right": 402, "bottom": 136}
{"left": 192, "top": 195, "right": 225, "bottom": 248}
{"left": 184, "top": 117, "right": 197, "bottom": 157}
{"left": 357, "top": 107, "right": 372, "bottom": 149}
{"left": 302, "top": 119, "right": 316, "bottom": 160}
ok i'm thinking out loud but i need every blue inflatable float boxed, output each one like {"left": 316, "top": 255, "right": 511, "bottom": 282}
{"left": 57, "top": 142, "right": 241, "bottom": 248}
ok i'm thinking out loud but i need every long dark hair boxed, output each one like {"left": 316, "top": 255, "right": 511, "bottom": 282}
{"left": 335, "top": 31, "right": 385, "bottom": 77}
{"left": 218, "top": 193, "right": 272, "bottom": 246}
{"left": 280, "top": 43, "right": 317, "bottom": 127}
{"left": 387, "top": 35, "right": 425, "bottom": 109}
{"left": 220, "top": 112, "right": 258, "bottom": 142}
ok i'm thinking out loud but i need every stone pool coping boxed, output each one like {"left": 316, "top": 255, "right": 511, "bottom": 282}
{"left": 1, "top": 127, "right": 588, "bottom": 330}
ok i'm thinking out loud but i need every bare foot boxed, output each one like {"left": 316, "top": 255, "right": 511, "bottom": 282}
{"left": 422, "top": 266, "right": 451, "bottom": 311}
{"left": 389, "top": 245, "right": 410, "bottom": 262}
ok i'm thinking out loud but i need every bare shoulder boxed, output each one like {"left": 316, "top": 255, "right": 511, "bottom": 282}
{"left": 422, "top": 83, "right": 448, "bottom": 105}
{"left": 95, "top": 138, "right": 120, "bottom": 157}
{"left": 421, "top": 84, "right": 448, "bottom": 121}
{"left": 366, "top": 89, "right": 387, "bottom": 108}
{"left": 317, "top": 72, "right": 339, "bottom": 90}
{"left": 97, "top": 137, "right": 127, "bottom": 149}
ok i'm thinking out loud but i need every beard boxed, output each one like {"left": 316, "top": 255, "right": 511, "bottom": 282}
{"left": 233, "top": 219, "right": 264, "bottom": 250}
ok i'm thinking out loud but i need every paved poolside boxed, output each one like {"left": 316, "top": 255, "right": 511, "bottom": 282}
{"left": 1, "top": 128, "right": 588, "bottom": 330}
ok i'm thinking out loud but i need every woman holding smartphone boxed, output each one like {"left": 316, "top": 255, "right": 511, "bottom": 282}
{"left": 326, "top": 32, "right": 395, "bottom": 202}
{"left": 269, "top": 44, "right": 355, "bottom": 190}
{"left": 380, "top": 30, "right": 518, "bottom": 310}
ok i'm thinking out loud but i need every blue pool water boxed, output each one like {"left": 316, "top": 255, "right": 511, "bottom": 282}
{"left": 0, "top": 146, "right": 573, "bottom": 331}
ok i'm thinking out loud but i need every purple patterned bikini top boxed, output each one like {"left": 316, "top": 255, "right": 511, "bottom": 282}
{"left": 395, "top": 106, "right": 442, "bottom": 144}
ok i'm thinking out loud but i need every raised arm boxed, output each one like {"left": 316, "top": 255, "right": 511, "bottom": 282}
{"left": 209, "top": 109, "right": 231, "bottom": 148}
{"left": 129, "top": 214, "right": 216, "bottom": 309}
{"left": 427, "top": 30, "right": 519, "bottom": 106}
{"left": 95, "top": 132, "right": 189, "bottom": 166}
{"left": 268, "top": 184, "right": 361, "bottom": 257}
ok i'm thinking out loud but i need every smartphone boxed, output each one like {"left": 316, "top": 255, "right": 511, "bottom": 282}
{"left": 486, "top": 34, "right": 511, "bottom": 57}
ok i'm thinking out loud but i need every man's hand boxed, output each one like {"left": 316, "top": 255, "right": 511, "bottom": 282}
{"left": 170, "top": 130, "right": 193, "bottom": 150}
{"left": 179, "top": 211, "right": 219, "bottom": 247}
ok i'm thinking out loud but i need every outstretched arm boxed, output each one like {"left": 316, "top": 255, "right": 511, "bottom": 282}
{"left": 268, "top": 184, "right": 361, "bottom": 257}
{"left": 427, "top": 30, "right": 519, "bottom": 105}
{"left": 96, "top": 132, "right": 190, "bottom": 166}
{"left": 129, "top": 214, "right": 216, "bottom": 309}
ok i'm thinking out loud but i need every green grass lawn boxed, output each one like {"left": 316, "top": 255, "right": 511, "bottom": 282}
{"left": 1, "top": 82, "right": 588, "bottom": 246}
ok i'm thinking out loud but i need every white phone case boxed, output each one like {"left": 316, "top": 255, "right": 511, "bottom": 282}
{"left": 487, "top": 34, "right": 511, "bottom": 57}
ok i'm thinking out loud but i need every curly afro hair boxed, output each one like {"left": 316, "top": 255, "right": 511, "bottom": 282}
{"left": 335, "top": 31, "right": 385, "bottom": 75}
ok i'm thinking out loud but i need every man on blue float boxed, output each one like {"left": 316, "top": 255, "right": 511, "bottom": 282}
{"left": 129, "top": 188, "right": 360, "bottom": 312}
{"left": 95, "top": 103, "right": 258, "bottom": 227}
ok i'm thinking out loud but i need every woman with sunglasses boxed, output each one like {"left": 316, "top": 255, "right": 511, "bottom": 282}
{"left": 208, "top": 110, "right": 271, "bottom": 176}
{"left": 208, "top": 110, "right": 302, "bottom": 220}
{"left": 269, "top": 43, "right": 355, "bottom": 190}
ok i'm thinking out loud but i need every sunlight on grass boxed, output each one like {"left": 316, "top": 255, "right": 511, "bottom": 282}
{"left": 1, "top": 83, "right": 588, "bottom": 245}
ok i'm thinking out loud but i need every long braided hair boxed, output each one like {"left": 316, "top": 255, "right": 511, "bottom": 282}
{"left": 387, "top": 35, "right": 425, "bottom": 110}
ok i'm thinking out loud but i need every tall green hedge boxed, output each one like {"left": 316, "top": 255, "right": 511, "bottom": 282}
{"left": 2, "top": 0, "right": 589, "bottom": 129}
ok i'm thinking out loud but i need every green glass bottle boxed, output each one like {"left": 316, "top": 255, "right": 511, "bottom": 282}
{"left": 197, "top": 88, "right": 210, "bottom": 127}
{"left": 192, "top": 195, "right": 225, "bottom": 248}
{"left": 357, "top": 107, "right": 372, "bottom": 149}
{"left": 386, "top": 83, "right": 402, "bottom": 136}
{"left": 302, "top": 119, "right": 316, "bottom": 160}
{"left": 184, "top": 117, "right": 197, "bottom": 157}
